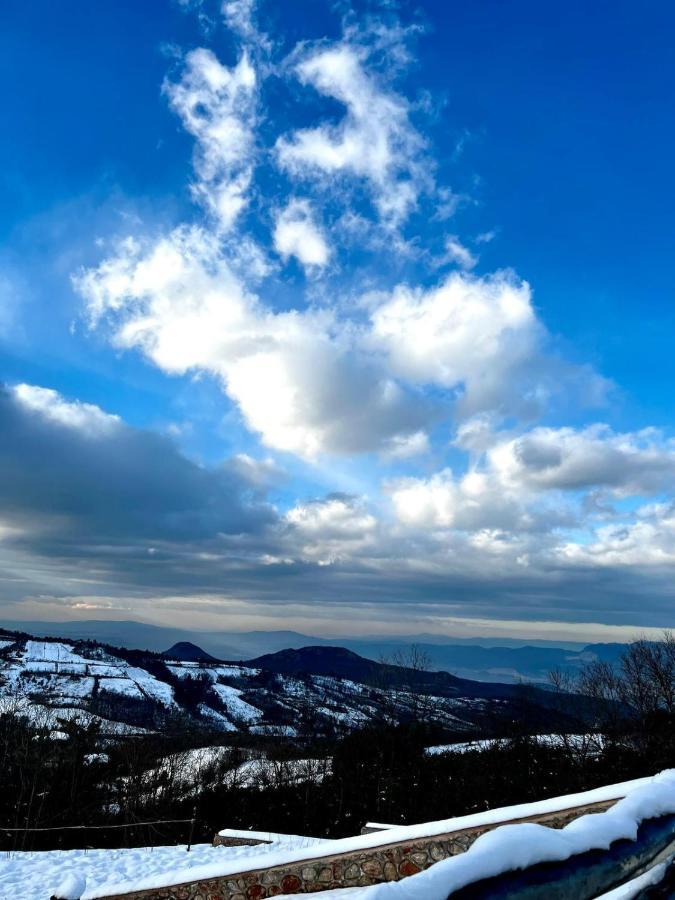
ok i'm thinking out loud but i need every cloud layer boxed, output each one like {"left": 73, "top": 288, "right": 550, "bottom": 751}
{"left": 2, "top": 1, "right": 673, "bottom": 635}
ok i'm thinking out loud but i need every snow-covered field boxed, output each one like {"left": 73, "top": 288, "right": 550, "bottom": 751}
{"left": 210, "top": 683, "right": 263, "bottom": 723}
{"left": 0, "top": 836, "right": 328, "bottom": 900}
{"left": 126, "top": 746, "right": 332, "bottom": 803}
{"left": 0, "top": 632, "right": 552, "bottom": 739}
{"left": 425, "top": 733, "right": 603, "bottom": 756}
{"left": 0, "top": 637, "right": 487, "bottom": 739}
{"left": 0, "top": 640, "right": 179, "bottom": 735}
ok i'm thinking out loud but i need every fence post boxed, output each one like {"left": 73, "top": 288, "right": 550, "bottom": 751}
{"left": 187, "top": 806, "right": 196, "bottom": 852}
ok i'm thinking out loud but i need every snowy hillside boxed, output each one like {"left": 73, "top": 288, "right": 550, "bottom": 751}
{"left": 0, "top": 630, "right": 577, "bottom": 741}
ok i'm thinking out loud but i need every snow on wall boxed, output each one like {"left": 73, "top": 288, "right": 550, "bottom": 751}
{"left": 595, "top": 855, "right": 673, "bottom": 899}
{"left": 80, "top": 773, "right": 661, "bottom": 898}
{"left": 358, "top": 770, "right": 675, "bottom": 899}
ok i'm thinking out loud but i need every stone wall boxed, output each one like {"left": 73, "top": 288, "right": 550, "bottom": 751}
{"left": 98, "top": 799, "right": 615, "bottom": 900}
{"left": 214, "top": 836, "right": 272, "bottom": 848}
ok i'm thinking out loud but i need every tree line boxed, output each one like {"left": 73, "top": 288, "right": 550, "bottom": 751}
{"left": 0, "top": 634, "right": 672, "bottom": 851}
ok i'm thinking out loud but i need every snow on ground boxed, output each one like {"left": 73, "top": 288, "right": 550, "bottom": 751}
{"left": 23, "top": 642, "right": 89, "bottom": 664}
{"left": 98, "top": 677, "right": 144, "bottom": 699}
{"left": 128, "top": 746, "right": 235, "bottom": 801}
{"left": 3, "top": 772, "right": 670, "bottom": 900}
{"left": 78, "top": 774, "right": 662, "bottom": 898}
{"left": 167, "top": 663, "right": 210, "bottom": 680}
{"left": 426, "top": 734, "right": 602, "bottom": 756}
{"left": 0, "top": 641, "right": 178, "bottom": 735}
{"left": 94, "top": 666, "right": 176, "bottom": 708}
{"left": 129, "top": 749, "right": 330, "bottom": 803}
{"left": 198, "top": 702, "right": 238, "bottom": 731}
{"left": 166, "top": 663, "right": 256, "bottom": 681}
{"left": 86, "top": 664, "right": 124, "bottom": 677}
{"left": 315, "top": 705, "right": 371, "bottom": 727}
{"left": 211, "top": 683, "right": 263, "bottom": 723}
{"left": 124, "top": 666, "right": 175, "bottom": 707}
{"left": 222, "top": 757, "right": 332, "bottom": 790}
{"left": 28, "top": 675, "right": 95, "bottom": 699}
{"left": 250, "top": 723, "right": 298, "bottom": 737}
{"left": 0, "top": 836, "right": 329, "bottom": 900}
{"left": 162, "top": 745, "right": 232, "bottom": 781}
{"left": 8, "top": 700, "right": 152, "bottom": 736}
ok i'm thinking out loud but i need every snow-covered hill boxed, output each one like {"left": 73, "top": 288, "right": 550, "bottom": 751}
{"left": 0, "top": 631, "right": 575, "bottom": 741}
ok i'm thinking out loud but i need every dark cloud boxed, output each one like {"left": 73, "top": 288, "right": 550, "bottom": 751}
{"left": 1, "top": 384, "right": 674, "bottom": 633}
{"left": 0, "top": 384, "right": 276, "bottom": 550}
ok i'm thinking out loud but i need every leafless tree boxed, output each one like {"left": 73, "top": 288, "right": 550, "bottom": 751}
{"left": 549, "top": 630, "right": 675, "bottom": 756}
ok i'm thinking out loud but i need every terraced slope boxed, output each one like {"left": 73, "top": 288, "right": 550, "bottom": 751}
{"left": 0, "top": 631, "right": 580, "bottom": 740}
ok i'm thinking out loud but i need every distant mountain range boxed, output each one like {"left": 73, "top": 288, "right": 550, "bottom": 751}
{"left": 0, "top": 627, "right": 592, "bottom": 741}
{"left": 0, "top": 618, "right": 629, "bottom": 684}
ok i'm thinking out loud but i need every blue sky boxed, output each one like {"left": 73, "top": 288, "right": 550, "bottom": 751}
{"left": 0, "top": 0, "right": 674, "bottom": 641}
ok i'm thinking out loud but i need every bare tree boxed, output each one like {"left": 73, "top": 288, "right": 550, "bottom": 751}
{"left": 550, "top": 630, "right": 675, "bottom": 757}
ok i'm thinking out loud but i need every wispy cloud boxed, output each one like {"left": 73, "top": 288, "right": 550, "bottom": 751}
{"left": 2, "top": 0, "right": 671, "bottom": 634}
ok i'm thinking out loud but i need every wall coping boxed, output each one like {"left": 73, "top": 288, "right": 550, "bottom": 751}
{"left": 85, "top": 776, "right": 655, "bottom": 899}
{"left": 91, "top": 801, "right": 617, "bottom": 899}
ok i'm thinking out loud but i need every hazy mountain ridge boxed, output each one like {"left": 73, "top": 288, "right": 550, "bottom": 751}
{"left": 0, "top": 628, "right": 586, "bottom": 741}
{"left": 0, "top": 619, "right": 628, "bottom": 684}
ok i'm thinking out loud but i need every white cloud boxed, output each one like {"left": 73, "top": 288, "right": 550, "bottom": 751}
{"left": 77, "top": 221, "right": 609, "bottom": 463}
{"left": 388, "top": 466, "right": 569, "bottom": 534}
{"left": 12, "top": 384, "right": 121, "bottom": 436}
{"left": 453, "top": 415, "right": 499, "bottom": 455}
{"left": 2, "top": 0, "right": 673, "bottom": 634}
{"left": 273, "top": 199, "right": 330, "bottom": 270}
{"left": 76, "top": 14, "right": 609, "bottom": 465}
{"left": 381, "top": 430, "right": 430, "bottom": 460}
{"left": 284, "top": 495, "right": 377, "bottom": 565}
{"left": 276, "top": 43, "right": 427, "bottom": 226}
{"left": 387, "top": 420, "right": 675, "bottom": 578}
{"left": 221, "top": 0, "right": 255, "bottom": 37}
{"left": 444, "top": 236, "right": 477, "bottom": 270}
{"left": 75, "top": 226, "right": 431, "bottom": 459}
{"left": 476, "top": 229, "right": 497, "bottom": 244}
{"left": 164, "top": 47, "right": 257, "bottom": 231}
{"left": 368, "top": 271, "right": 544, "bottom": 416}
{"left": 487, "top": 424, "right": 675, "bottom": 495}
{"left": 559, "top": 502, "right": 675, "bottom": 567}
{"left": 391, "top": 421, "right": 675, "bottom": 533}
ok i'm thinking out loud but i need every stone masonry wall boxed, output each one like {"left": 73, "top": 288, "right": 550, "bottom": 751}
{"left": 214, "top": 837, "right": 272, "bottom": 848}
{"left": 99, "top": 800, "right": 615, "bottom": 900}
